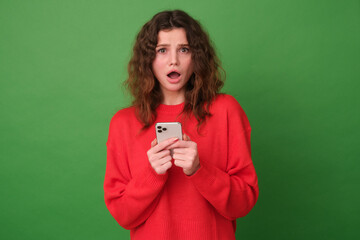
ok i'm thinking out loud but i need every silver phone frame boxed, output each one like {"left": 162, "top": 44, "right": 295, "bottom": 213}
{"left": 155, "top": 122, "right": 183, "bottom": 143}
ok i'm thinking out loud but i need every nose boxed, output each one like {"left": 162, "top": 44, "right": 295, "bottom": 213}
{"left": 169, "top": 50, "right": 179, "bottom": 66}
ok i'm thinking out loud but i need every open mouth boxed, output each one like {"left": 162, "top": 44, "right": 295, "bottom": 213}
{"left": 167, "top": 71, "right": 181, "bottom": 79}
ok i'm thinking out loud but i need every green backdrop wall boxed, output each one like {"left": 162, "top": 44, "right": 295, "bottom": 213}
{"left": 1, "top": 0, "right": 359, "bottom": 239}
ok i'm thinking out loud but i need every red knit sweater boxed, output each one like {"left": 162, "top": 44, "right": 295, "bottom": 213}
{"left": 104, "top": 94, "right": 259, "bottom": 240}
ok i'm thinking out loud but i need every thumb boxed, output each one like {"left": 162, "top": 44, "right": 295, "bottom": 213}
{"left": 151, "top": 138, "right": 157, "bottom": 147}
{"left": 183, "top": 133, "right": 190, "bottom": 141}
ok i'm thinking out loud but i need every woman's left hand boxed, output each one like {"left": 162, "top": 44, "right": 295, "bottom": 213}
{"left": 170, "top": 134, "right": 200, "bottom": 176}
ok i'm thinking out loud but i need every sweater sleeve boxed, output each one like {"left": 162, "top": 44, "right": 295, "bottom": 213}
{"left": 188, "top": 97, "right": 259, "bottom": 220}
{"left": 104, "top": 114, "right": 168, "bottom": 229}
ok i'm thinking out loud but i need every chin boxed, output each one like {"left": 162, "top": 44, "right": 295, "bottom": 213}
{"left": 162, "top": 84, "right": 186, "bottom": 93}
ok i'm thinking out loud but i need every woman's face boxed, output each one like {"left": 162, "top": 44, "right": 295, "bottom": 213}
{"left": 152, "top": 28, "right": 194, "bottom": 103}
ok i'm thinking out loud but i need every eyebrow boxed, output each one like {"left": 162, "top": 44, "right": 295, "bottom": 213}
{"left": 156, "top": 43, "right": 190, "bottom": 48}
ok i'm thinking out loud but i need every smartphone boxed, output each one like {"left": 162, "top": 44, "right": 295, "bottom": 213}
{"left": 155, "top": 122, "right": 183, "bottom": 143}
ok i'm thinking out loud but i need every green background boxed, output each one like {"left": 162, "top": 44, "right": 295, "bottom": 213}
{"left": 1, "top": 0, "right": 359, "bottom": 239}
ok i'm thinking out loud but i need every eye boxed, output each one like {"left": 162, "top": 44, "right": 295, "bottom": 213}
{"left": 157, "top": 48, "right": 166, "bottom": 53}
{"left": 179, "top": 47, "right": 190, "bottom": 53}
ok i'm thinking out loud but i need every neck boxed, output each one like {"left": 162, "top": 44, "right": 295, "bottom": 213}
{"left": 162, "top": 90, "right": 185, "bottom": 105}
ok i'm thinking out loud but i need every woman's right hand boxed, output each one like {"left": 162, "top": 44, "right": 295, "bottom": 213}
{"left": 147, "top": 137, "right": 179, "bottom": 175}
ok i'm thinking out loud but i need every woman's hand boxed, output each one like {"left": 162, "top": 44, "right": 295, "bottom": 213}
{"left": 147, "top": 137, "right": 179, "bottom": 175}
{"left": 172, "top": 134, "right": 200, "bottom": 176}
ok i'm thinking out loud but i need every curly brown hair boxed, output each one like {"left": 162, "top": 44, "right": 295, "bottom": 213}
{"left": 125, "top": 10, "right": 224, "bottom": 128}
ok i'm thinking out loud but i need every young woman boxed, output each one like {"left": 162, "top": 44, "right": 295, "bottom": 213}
{"left": 104, "top": 10, "right": 259, "bottom": 240}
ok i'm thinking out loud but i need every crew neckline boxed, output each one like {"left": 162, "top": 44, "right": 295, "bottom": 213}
{"left": 156, "top": 102, "right": 185, "bottom": 114}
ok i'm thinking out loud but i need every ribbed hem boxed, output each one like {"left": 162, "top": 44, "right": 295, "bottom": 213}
{"left": 157, "top": 220, "right": 215, "bottom": 239}
{"left": 156, "top": 102, "right": 185, "bottom": 114}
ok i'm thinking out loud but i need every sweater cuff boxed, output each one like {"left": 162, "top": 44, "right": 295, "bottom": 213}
{"left": 135, "top": 162, "right": 168, "bottom": 189}
{"left": 187, "top": 161, "right": 217, "bottom": 189}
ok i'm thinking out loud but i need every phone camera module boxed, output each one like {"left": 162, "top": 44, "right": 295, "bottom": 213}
{"left": 162, "top": 128, "right": 167, "bottom": 131}
{"left": 157, "top": 130, "right": 162, "bottom": 133}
